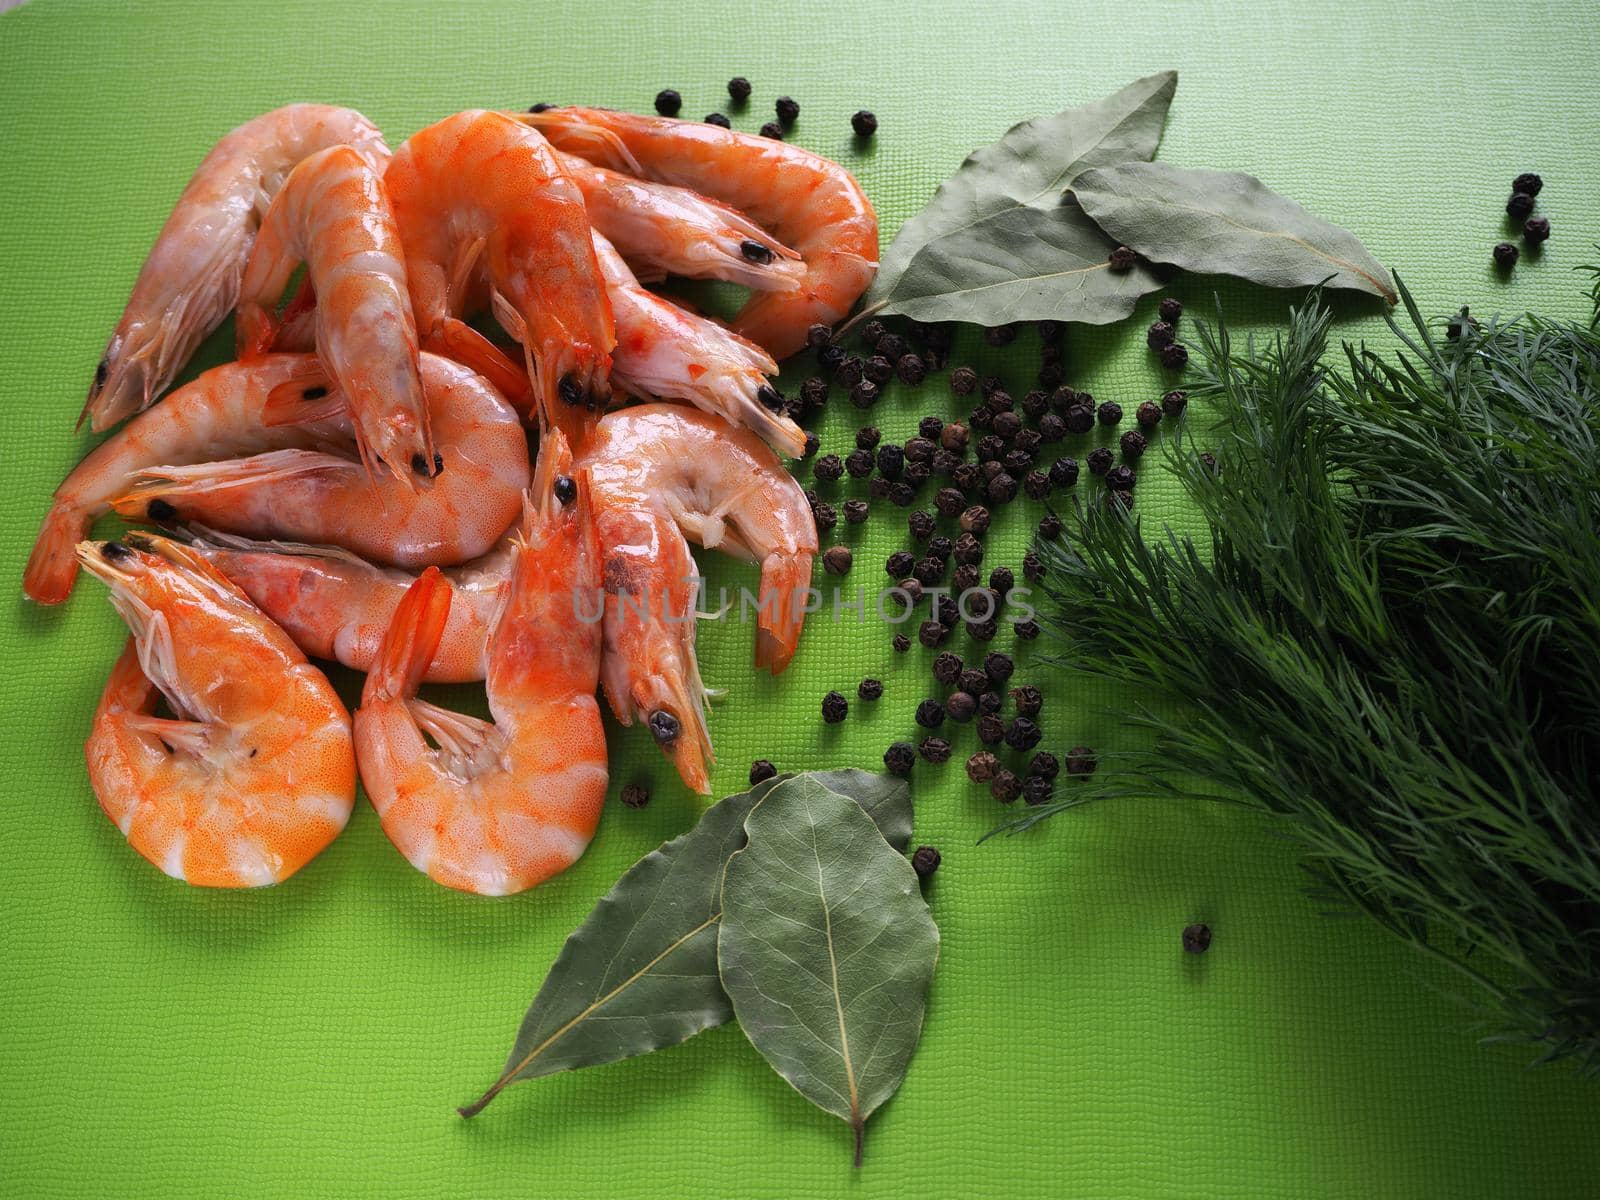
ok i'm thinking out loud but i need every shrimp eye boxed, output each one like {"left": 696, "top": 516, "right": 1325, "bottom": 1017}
{"left": 434, "top": 452, "right": 445, "bottom": 475}
{"left": 558, "top": 372, "right": 583, "bottom": 407}
{"left": 94, "top": 358, "right": 109, "bottom": 389}
{"left": 302, "top": 385, "right": 328, "bottom": 401}
{"left": 146, "top": 498, "right": 178, "bottom": 522}
{"left": 739, "top": 239, "right": 775, "bottom": 265}
{"left": 756, "top": 385, "right": 784, "bottom": 412}
{"left": 100, "top": 540, "right": 133, "bottom": 562}
{"left": 412, "top": 453, "right": 429, "bottom": 475}
{"left": 554, "top": 475, "right": 577, "bottom": 505}
{"left": 648, "top": 709, "right": 682, "bottom": 745}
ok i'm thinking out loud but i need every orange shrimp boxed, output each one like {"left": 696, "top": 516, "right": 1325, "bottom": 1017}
{"left": 236, "top": 144, "right": 431, "bottom": 485}
{"left": 384, "top": 110, "right": 614, "bottom": 447}
{"left": 77, "top": 535, "right": 355, "bottom": 887}
{"left": 184, "top": 528, "right": 511, "bottom": 684}
{"left": 594, "top": 232, "right": 805, "bottom": 457}
{"left": 109, "top": 354, "right": 529, "bottom": 570}
{"left": 553, "top": 150, "right": 804, "bottom": 291}
{"left": 354, "top": 431, "right": 606, "bottom": 895}
{"left": 580, "top": 404, "right": 817, "bottom": 793}
{"left": 82, "top": 104, "right": 390, "bottom": 432}
{"left": 520, "top": 107, "right": 878, "bottom": 360}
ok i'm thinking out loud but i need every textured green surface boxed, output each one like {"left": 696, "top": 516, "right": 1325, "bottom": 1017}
{"left": 3, "top": 1, "right": 1600, "bottom": 1196}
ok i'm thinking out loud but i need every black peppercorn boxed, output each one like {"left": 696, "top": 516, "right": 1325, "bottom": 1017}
{"left": 952, "top": 462, "right": 983, "bottom": 492}
{"left": 976, "top": 714, "right": 1006, "bottom": 747}
{"left": 858, "top": 678, "right": 884, "bottom": 702}
{"left": 931, "top": 487, "right": 963, "bottom": 518}
{"left": 914, "top": 697, "right": 946, "bottom": 728}
{"left": 1048, "top": 457, "right": 1079, "bottom": 489}
{"left": 851, "top": 109, "right": 878, "bottom": 138}
{"left": 904, "top": 461, "right": 932, "bottom": 487}
{"left": 1108, "top": 245, "right": 1137, "bottom": 271}
{"left": 919, "top": 736, "right": 952, "bottom": 764}
{"left": 800, "top": 376, "right": 830, "bottom": 408}
{"left": 883, "top": 741, "right": 915, "bottom": 776}
{"left": 773, "top": 95, "right": 799, "bottom": 125}
{"left": 1120, "top": 430, "right": 1147, "bottom": 459}
{"left": 1161, "top": 389, "right": 1188, "bottom": 418}
{"left": 977, "top": 689, "right": 1002, "bottom": 714}
{"left": 620, "top": 781, "right": 650, "bottom": 809}
{"left": 1038, "top": 362, "right": 1065, "bottom": 389}
{"left": 834, "top": 355, "right": 864, "bottom": 390}
{"left": 897, "top": 354, "right": 927, "bottom": 386}
{"left": 892, "top": 633, "right": 911, "bottom": 653}
{"left": 1146, "top": 321, "right": 1174, "bottom": 349}
{"left": 987, "top": 473, "right": 1018, "bottom": 504}
{"left": 817, "top": 343, "right": 845, "bottom": 371}
{"left": 822, "top": 545, "right": 852, "bottom": 575}
{"left": 800, "top": 432, "right": 820, "bottom": 461}
{"left": 910, "top": 845, "right": 940, "bottom": 880}
{"left": 976, "top": 434, "right": 1004, "bottom": 463}
{"left": 1003, "top": 450, "right": 1033, "bottom": 477}
{"left": 958, "top": 505, "right": 991, "bottom": 535}
{"left": 1029, "top": 415, "right": 1061, "bottom": 447}
{"left": 913, "top": 556, "right": 944, "bottom": 586}
{"left": 813, "top": 502, "right": 837, "bottom": 533}
{"left": 889, "top": 481, "right": 916, "bottom": 507}
{"left": 1066, "top": 745, "right": 1097, "bottom": 776}
{"left": 1525, "top": 217, "right": 1550, "bottom": 245}
{"left": 865, "top": 476, "right": 889, "bottom": 500}
{"left": 847, "top": 379, "right": 878, "bottom": 410}
{"left": 1024, "top": 551, "right": 1046, "bottom": 583}
{"left": 1096, "top": 400, "right": 1122, "bottom": 427}
{"left": 926, "top": 534, "right": 953, "bottom": 561}
{"left": 857, "top": 354, "right": 891, "bottom": 386}
{"left": 1493, "top": 241, "right": 1519, "bottom": 268}
{"left": 804, "top": 322, "right": 832, "bottom": 350}
{"left": 978, "top": 567, "right": 1008, "bottom": 599}
{"left": 953, "top": 667, "right": 983, "bottom": 694}
{"left": 968, "top": 405, "right": 994, "bottom": 433}
{"left": 951, "top": 563, "right": 980, "bottom": 592}
{"left": 1158, "top": 296, "right": 1182, "bottom": 324}
{"left": 1183, "top": 923, "right": 1212, "bottom": 954}
{"left": 1086, "top": 447, "right": 1113, "bottom": 476}
{"left": 1136, "top": 401, "right": 1162, "bottom": 429}
{"left": 1049, "top": 386, "right": 1078, "bottom": 413}
{"left": 649, "top": 709, "right": 682, "bottom": 744}
{"left": 654, "top": 89, "right": 682, "bottom": 116}
{"left": 749, "top": 758, "right": 777, "bottom": 785}
{"left": 950, "top": 366, "right": 978, "bottom": 397}
{"left": 1037, "top": 513, "right": 1063, "bottom": 541}
{"left": 759, "top": 121, "right": 783, "bottom": 140}
{"left": 1159, "top": 343, "right": 1189, "bottom": 370}
{"left": 982, "top": 651, "right": 1014, "bottom": 684}
{"left": 705, "top": 113, "right": 731, "bottom": 128}
{"left": 897, "top": 577, "right": 923, "bottom": 606}
{"left": 964, "top": 753, "right": 1000, "bottom": 787}
{"left": 836, "top": 501, "right": 866, "bottom": 529}
{"left": 1512, "top": 172, "right": 1543, "bottom": 197}
{"left": 1065, "top": 404, "right": 1095, "bottom": 434}
{"left": 1005, "top": 716, "right": 1041, "bottom": 751}
{"left": 1015, "top": 618, "right": 1040, "bottom": 640}
{"left": 814, "top": 454, "right": 843, "bottom": 482}
{"left": 1023, "top": 775, "right": 1053, "bottom": 805}
{"left": 907, "top": 510, "right": 935, "bottom": 540}
{"left": 991, "top": 769, "right": 1023, "bottom": 803}
{"left": 885, "top": 550, "right": 915, "bottom": 579}
{"left": 1010, "top": 685, "right": 1043, "bottom": 718}
{"left": 877, "top": 333, "right": 907, "bottom": 362}
{"left": 952, "top": 532, "right": 983, "bottom": 565}
{"left": 931, "top": 448, "right": 959, "bottom": 475}
{"left": 875, "top": 444, "right": 903, "bottom": 478}
{"left": 979, "top": 375, "right": 1004, "bottom": 399}
{"left": 1506, "top": 191, "right": 1534, "bottom": 220}
{"left": 907, "top": 417, "right": 941, "bottom": 445}
{"left": 992, "top": 412, "right": 1023, "bottom": 443}
{"left": 821, "top": 690, "right": 849, "bottom": 723}
{"left": 1027, "top": 749, "right": 1061, "bottom": 782}
{"left": 1023, "top": 470, "right": 1052, "bottom": 501}
{"left": 1105, "top": 465, "right": 1136, "bottom": 491}
{"left": 984, "top": 323, "right": 1017, "bottom": 347}
{"left": 727, "top": 76, "right": 752, "bottom": 103}
{"left": 904, "top": 437, "right": 936, "bottom": 465}
{"left": 836, "top": 452, "right": 868, "bottom": 482}
{"left": 945, "top": 691, "right": 977, "bottom": 723}
{"left": 918, "top": 619, "right": 948, "bottom": 648}
{"left": 934, "top": 595, "right": 960, "bottom": 628}
{"left": 931, "top": 650, "right": 963, "bottom": 685}
{"left": 940, "top": 424, "right": 970, "bottom": 455}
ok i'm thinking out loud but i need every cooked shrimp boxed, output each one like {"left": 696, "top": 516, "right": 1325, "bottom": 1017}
{"left": 83, "top": 104, "right": 390, "bottom": 432}
{"left": 354, "top": 431, "right": 607, "bottom": 895}
{"left": 554, "top": 150, "right": 803, "bottom": 291}
{"left": 78, "top": 535, "right": 355, "bottom": 887}
{"left": 109, "top": 354, "right": 528, "bottom": 570}
{"left": 236, "top": 144, "right": 431, "bottom": 484}
{"left": 384, "top": 110, "right": 614, "bottom": 447}
{"left": 183, "top": 527, "right": 511, "bottom": 683}
{"left": 580, "top": 404, "right": 817, "bottom": 793}
{"left": 520, "top": 107, "right": 877, "bottom": 360}
{"left": 593, "top": 233, "right": 805, "bottom": 457}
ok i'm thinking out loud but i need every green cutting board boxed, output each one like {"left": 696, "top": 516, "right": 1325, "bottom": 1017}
{"left": 3, "top": 1, "right": 1597, "bottom": 1196}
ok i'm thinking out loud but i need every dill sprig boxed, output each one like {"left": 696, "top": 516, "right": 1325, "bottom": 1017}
{"left": 1016, "top": 280, "right": 1600, "bottom": 1070}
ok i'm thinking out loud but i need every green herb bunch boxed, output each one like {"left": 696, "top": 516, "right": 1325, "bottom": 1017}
{"left": 1018, "top": 283, "right": 1600, "bottom": 1069}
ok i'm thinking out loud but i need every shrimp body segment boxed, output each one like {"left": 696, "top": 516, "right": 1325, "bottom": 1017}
{"left": 355, "top": 431, "right": 607, "bottom": 895}
{"left": 110, "top": 354, "right": 529, "bottom": 570}
{"left": 78, "top": 536, "right": 356, "bottom": 887}
{"left": 384, "top": 110, "right": 614, "bottom": 446}
{"left": 236, "top": 144, "right": 431, "bottom": 483}
{"left": 580, "top": 404, "right": 817, "bottom": 793}
{"left": 84, "top": 104, "right": 391, "bottom": 432}
{"left": 522, "top": 107, "right": 877, "bottom": 360}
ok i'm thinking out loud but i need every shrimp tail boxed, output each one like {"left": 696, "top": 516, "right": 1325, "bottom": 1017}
{"left": 365, "top": 566, "right": 451, "bottom": 705}
{"left": 755, "top": 551, "right": 814, "bottom": 674}
{"left": 24, "top": 505, "right": 91, "bottom": 605}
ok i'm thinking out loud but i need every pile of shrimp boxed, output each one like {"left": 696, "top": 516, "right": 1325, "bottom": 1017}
{"left": 29, "top": 102, "right": 873, "bottom": 892}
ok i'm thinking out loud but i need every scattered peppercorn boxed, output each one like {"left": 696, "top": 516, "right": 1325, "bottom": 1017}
{"left": 1506, "top": 191, "right": 1534, "bottom": 220}
{"left": 1493, "top": 241, "right": 1519, "bottom": 268}
{"left": 950, "top": 366, "right": 978, "bottom": 397}
{"left": 1148, "top": 319, "right": 1178, "bottom": 349}
{"left": 897, "top": 354, "right": 927, "bottom": 386}
{"left": 911, "top": 556, "right": 942, "bottom": 586}
{"left": 906, "top": 510, "right": 934, "bottom": 541}
{"left": 1010, "top": 685, "right": 1043, "bottom": 719}
{"left": 926, "top": 534, "right": 953, "bottom": 561}
{"left": 835, "top": 357, "right": 865, "bottom": 392}
{"left": 1158, "top": 296, "right": 1183, "bottom": 324}
{"left": 868, "top": 476, "right": 892, "bottom": 500}
{"left": 1005, "top": 717, "right": 1042, "bottom": 751}
{"left": 1015, "top": 618, "right": 1040, "bottom": 640}
{"left": 871, "top": 445, "right": 901, "bottom": 479}
{"left": 822, "top": 545, "right": 852, "bottom": 576}
{"left": 1038, "top": 362, "right": 1065, "bottom": 389}
{"left": 854, "top": 677, "right": 884, "bottom": 703}
{"left": 918, "top": 619, "right": 948, "bottom": 647}
{"left": 1044, "top": 458, "right": 1077, "bottom": 491}
{"left": 1027, "top": 750, "right": 1059, "bottom": 781}
{"left": 620, "top": 781, "right": 651, "bottom": 809}
{"left": 964, "top": 754, "right": 999, "bottom": 786}
{"left": 814, "top": 454, "right": 843, "bottom": 482}
{"left": 976, "top": 434, "right": 1004, "bottom": 463}
{"left": 984, "top": 323, "right": 1017, "bottom": 347}
{"left": 983, "top": 651, "right": 1015, "bottom": 684}
{"left": 845, "top": 107, "right": 879, "bottom": 137}
{"left": 1159, "top": 342, "right": 1189, "bottom": 370}
{"left": 903, "top": 438, "right": 935, "bottom": 467}
{"left": 813, "top": 502, "right": 837, "bottom": 533}
{"left": 801, "top": 431, "right": 821, "bottom": 460}
{"left": 977, "top": 689, "right": 1002, "bottom": 715}
{"left": 919, "top": 736, "right": 952, "bottom": 763}
{"left": 654, "top": 89, "right": 682, "bottom": 116}
{"left": 980, "top": 374, "right": 1005, "bottom": 398}
{"left": 772, "top": 94, "right": 799, "bottom": 125}
{"left": 892, "top": 633, "right": 911, "bottom": 653}
{"left": 1023, "top": 550, "right": 1045, "bottom": 582}
{"left": 877, "top": 333, "right": 907, "bottom": 362}
{"left": 821, "top": 690, "right": 849, "bottom": 723}
{"left": 759, "top": 121, "right": 783, "bottom": 140}
{"left": 1161, "top": 389, "right": 1188, "bottom": 418}
{"left": 1182, "top": 923, "right": 1213, "bottom": 954}
{"left": 897, "top": 577, "right": 923, "bottom": 606}
{"left": 991, "top": 769, "right": 1023, "bottom": 803}
{"left": 1003, "top": 450, "right": 1033, "bottom": 477}
{"left": 1135, "top": 401, "right": 1163, "bottom": 430}
{"left": 1120, "top": 429, "right": 1148, "bottom": 459}
{"left": 945, "top": 691, "right": 977, "bottom": 723}
{"left": 1066, "top": 745, "right": 1097, "bottom": 776}
{"left": 1512, "top": 172, "right": 1543, "bottom": 197}
{"left": 986, "top": 473, "right": 1018, "bottom": 504}
{"left": 1037, "top": 513, "right": 1062, "bottom": 541}
{"left": 817, "top": 344, "right": 845, "bottom": 373}
{"left": 934, "top": 595, "right": 961, "bottom": 628}
{"left": 727, "top": 76, "right": 752, "bottom": 103}
{"left": 889, "top": 481, "right": 916, "bottom": 506}
{"left": 952, "top": 505, "right": 988, "bottom": 536}
{"left": 1525, "top": 217, "right": 1551, "bottom": 245}
{"left": 953, "top": 669, "right": 983, "bottom": 696}
{"left": 748, "top": 758, "right": 777, "bottom": 785}
{"left": 952, "top": 532, "right": 984, "bottom": 565}
{"left": 977, "top": 714, "right": 1006, "bottom": 746}
{"left": 910, "top": 844, "right": 940, "bottom": 878}
{"left": 929, "top": 650, "right": 961, "bottom": 685}
{"left": 1017, "top": 470, "right": 1048, "bottom": 501}
{"left": 1199, "top": 451, "right": 1219, "bottom": 475}
{"left": 1108, "top": 245, "right": 1137, "bottom": 272}
{"left": 704, "top": 112, "right": 731, "bottom": 128}
{"left": 1065, "top": 404, "right": 1095, "bottom": 434}
{"left": 835, "top": 450, "right": 867, "bottom": 481}
{"left": 1020, "top": 775, "right": 1052, "bottom": 805}
{"left": 883, "top": 741, "right": 915, "bottom": 776}
{"left": 1105, "top": 464, "right": 1136, "bottom": 491}
{"left": 951, "top": 563, "right": 980, "bottom": 592}
{"left": 1086, "top": 447, "right": 1113, "bottom": 476}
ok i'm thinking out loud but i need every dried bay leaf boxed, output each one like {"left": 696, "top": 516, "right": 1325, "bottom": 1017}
{"left": 718, "top": 776, "right": 939, "bottom": 1166}
{"left": 459, "top": 769, "right": 910, "bottom": 1116}
{"left": 1071, "top": 161, "right": 1397, "bottom": 303}
{"left": 852, "top": 71, "right": 1176, "bottom": 328}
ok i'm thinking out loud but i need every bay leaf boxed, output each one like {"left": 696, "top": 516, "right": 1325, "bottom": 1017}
{"left": 852, "top": 71, "right": 1176, "bottom": 327}
{"left": 1071, "top": 161, "right": 1397, "bottom": 303}
{"left": 718, "top": 776, "right": 939, "bottom": 1166}
{"left": 459, "top": 769, "right": 911, "bottom": 1116}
